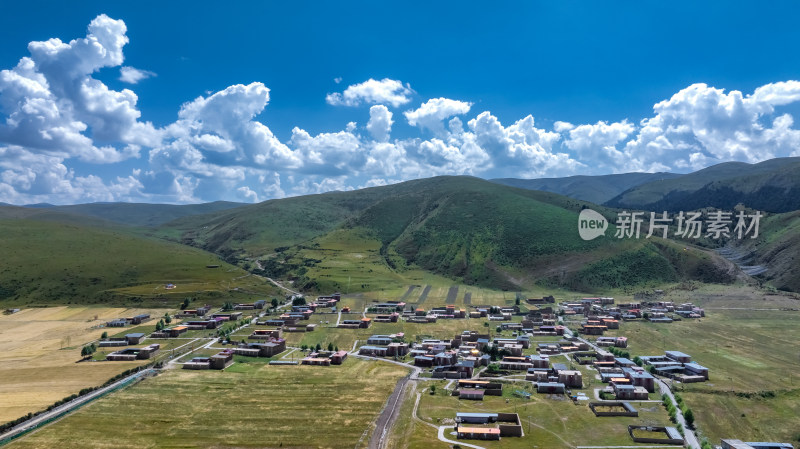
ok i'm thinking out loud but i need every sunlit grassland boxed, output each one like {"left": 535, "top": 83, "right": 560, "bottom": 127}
{"left": 602, "top": 284, "right": 800, "bottom": 444}
{"left": 9, "top": 358, "right": 409, "bottom": 449}
{"left": 0, "top": 306, "right": 171, "bottom": 424}
{"left": 387, "top": 380, "right": 673, "bottom": 449}
{"left": 0, "top": 219, "right": 279, "bottom": 307}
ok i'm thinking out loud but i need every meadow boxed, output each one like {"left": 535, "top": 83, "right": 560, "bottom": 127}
{"left": 0, "top": 219, "right": 279, "bottom": 307}
{"left": 386, "top": 380, "right": 673, "bottom": 448}
{"left": 601, "top": 285, "right": 800, "bottom": 444}
{"left": 8, "top": 358, "right": 409, "bottom": 449}
{"left": 0, "top": 307, "right": 171, "bottom": 423}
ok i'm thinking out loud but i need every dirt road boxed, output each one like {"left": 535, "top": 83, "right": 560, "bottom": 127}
{"left": 367, "top": 375, "right": 410, "bottom": 449}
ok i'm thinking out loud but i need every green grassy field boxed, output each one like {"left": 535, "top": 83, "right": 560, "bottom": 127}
{"left": 387, "top": 381, "right": 673, "bottom": 449}
{"left": 603, "top": 285, "right": 800, "bottom": 444}
{"left": 0, "top": 219, "right": 279, "bottom": 306}
{"left": 9, "top": 358, "right": 409, "bottom": 449}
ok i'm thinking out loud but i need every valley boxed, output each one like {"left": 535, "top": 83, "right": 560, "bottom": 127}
{"left": 1, "top": 163, "right": 799, "bottom": 449}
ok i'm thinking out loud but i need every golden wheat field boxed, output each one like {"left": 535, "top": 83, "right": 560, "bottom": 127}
{"left": 0, "top": 306, "right": 170, "bottom": 423}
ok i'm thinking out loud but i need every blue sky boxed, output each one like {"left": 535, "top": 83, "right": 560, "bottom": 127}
{"left": 1, "top": 1, "right": 800, "bottom": 204}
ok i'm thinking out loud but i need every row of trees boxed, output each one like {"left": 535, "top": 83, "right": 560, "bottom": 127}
{"left": 662, "top": 393, "right": 695, "bottom": 429}
{"left": 299, "top": 342, "right": 339, "bottom": 352}
{"left": 154, "top": 312, "right": 173, "bottom": 331}
{"left": 608, "top": 346, "right": 632, "bottom": 360}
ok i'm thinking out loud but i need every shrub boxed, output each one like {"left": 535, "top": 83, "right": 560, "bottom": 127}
{"left": 684, "top": 409, "right": 695, "bottom": 428}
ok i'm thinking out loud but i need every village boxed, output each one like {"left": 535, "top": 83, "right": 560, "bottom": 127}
{"left": 62, "top": 287, "right": 792, "bottom": 449}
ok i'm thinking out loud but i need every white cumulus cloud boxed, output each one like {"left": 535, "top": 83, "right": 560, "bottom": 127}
{"left": 119, "top": 66, "right": 156, "bottom": 84}
{"left": 404, "top": 98, "right": 473, "bottom": 135}
{"left": 326, "top": 78, "right": 413, "bottom": 107}
{"left": 0, "top": 14, "right": 158, "bottom": 164}
{"left": 366, "top": 105, "right": 393, "bottom": 142}
{"left": 621, "top": 82, "right": 800, "bottom": 172}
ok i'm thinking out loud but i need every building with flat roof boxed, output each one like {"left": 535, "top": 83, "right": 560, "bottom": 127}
{"left": 721, "top": 441, "right": 794, "bottom": 449}
{"left": 456, "top": 412, "right": 498, "bottom": 423}
{"left": 456, "top": 427, "right": 500, "bottom": 440}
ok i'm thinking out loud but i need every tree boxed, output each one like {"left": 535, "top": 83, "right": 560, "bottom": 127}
{"left": 684, "top": 409, "right": 695, "bottom": 428}
{"left": 429, "top": 385, "right": 436, "bottom": 395}
{"left": 334, "top": 346, "right": 339, "bottom": 352}
{"left": 292, "top": 296, "right": 307, "bottom": 306}
{"left": 81, "top": 344, "right": 96, "bottom": 357}
{"left": 222, "top": 301, "right": 234, "bottom": 311}
{"left": 327, "top": 342, "right": 334, "bottom": 351}
{"left": 301, "top": 344, "right": 308, "bottom": 351}
{"left": 164, "top": 314, "right": 172, "bottom": 325}
{"left": 271, "top": 298, "right": 279, "bottom": 309}
{"left": 315, "top": 343, "right": 322, "bottom": 351}
{"left": 488, "top": 345, "right": 500, "bottom": 361}
{"left": 181, "top": 298, "right": 190, "bottom": 310}
{"left": 101, "top": 331, "right": 108, "bottom": 340}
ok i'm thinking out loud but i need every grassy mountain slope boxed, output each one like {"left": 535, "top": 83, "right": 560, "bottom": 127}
{"left": 163, "top": 176, "right": 737, "bottom": 292}
{"left": 161, "top": 188, "right": 399, "bottom": 257}
{"left": 0, "top": 213, "right": 276, "bottom": 306}
{"left": 733, "top": 210, "right": 800, "bottom": 292}
{"left": 0, "top": 204, "right": 121, "bottom": 228}
{"left": 491, "top": 172, "right": 682, "bottom": 204}
{"left": 23, "top": 201, "right": 246, "bottom": 228}
{"left": 606, "top": 157, "right": 800, "bottom": 212}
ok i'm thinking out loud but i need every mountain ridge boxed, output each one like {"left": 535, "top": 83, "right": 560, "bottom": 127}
{"left": 491, "top": 172, "right": 683, "bottom": 204}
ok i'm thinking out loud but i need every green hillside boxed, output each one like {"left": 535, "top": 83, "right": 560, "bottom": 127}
{"left": 0, "top": 216, "right": 277, "bottom": 306}
{"left": 23, "top": 201, "right": 246, "bottom": 228}
{"left": 491, "top": 172, "right": 682, "bottom": 204}
{"left": 160, "top": 176, "right": 738, "bottom": 292}
{"left": 160, "top": 187, "right": 397, "bottom": 257}
{"left": 606, "top": 157, "right": 800, "bottom": 212}
{"left": 733, "top": 210, "right": 800, "bottom": 292}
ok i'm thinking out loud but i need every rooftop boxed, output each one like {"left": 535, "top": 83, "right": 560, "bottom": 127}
{"left": 457, "top": 412, "right": 498, "bottom": 418}
{"left": 457, "top": 427, "right": 500, "bottom": 435}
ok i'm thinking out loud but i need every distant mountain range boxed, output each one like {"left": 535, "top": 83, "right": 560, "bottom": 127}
{"left": 604, "top": 157, "right": 800, "bottom": 213}
{"left": 491, "top": 172, "right": 683, "bottom": 205}
{"left": 15, "top": 201, "right": 245, "bottom": 227}
{"left": 2, "top": 157, "right": 799, "bottom": 299}
{"left": 152, "top": 176, "right": 737, "bottom": 292}
{"left": 493, "top": 157, "right": 800, "bottom": 214}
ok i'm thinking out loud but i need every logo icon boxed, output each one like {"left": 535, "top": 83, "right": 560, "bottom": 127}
{"left": 578, "top": 208, "right": 608, "bottom": 241}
